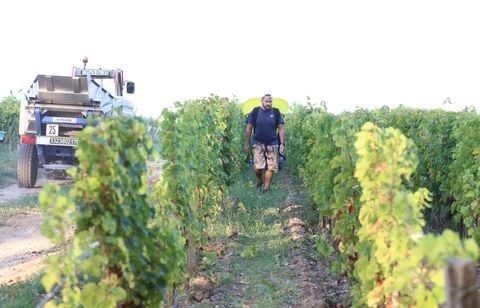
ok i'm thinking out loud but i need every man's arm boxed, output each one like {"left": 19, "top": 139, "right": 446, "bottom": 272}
{"left": 278, "top": 124, "right": 285, "bottom": 154}
{"left": 245, "top": 123, "right": 253, "bottom": 153}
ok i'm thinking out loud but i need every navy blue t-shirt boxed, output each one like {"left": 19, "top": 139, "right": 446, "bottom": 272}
{"left": 247, "top": 108, "right": 285, "bottom": 145}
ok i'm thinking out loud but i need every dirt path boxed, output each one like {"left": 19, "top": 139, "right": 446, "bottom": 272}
{"left": 0, "top": 211, "right": 55, "bottom": 285}
{"left": 0, "top": 176, "right": 73, "bottom": 205}
{"left": 282, "top": 177, "right": 328, "bottom": 307}
{"left": 281, "top": 176, "right": 350, "bottom": 307}
{"left": 185, "top": 172, "right": 351, "bottom": 307}
{"left": 0, "top": 171, "right": 72, "bottom": 285}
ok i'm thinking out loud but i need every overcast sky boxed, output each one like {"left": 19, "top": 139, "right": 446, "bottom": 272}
{"left": 1, "top": 0, "right": 480, "bottom": 117}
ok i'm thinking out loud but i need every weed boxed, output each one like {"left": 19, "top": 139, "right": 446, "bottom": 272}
{"left": 0, "top": 195, "right": 38, "bottom": 218}
{"left": 0, "top": 274, "right": 44, "bottom": 307}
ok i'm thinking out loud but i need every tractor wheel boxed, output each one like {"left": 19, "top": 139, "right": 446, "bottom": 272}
{"left": 17, "top": 144, "right": 38, "bottom": 188}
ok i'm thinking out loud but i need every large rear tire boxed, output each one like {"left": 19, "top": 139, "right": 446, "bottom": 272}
{"left": 17, "top": 144, "right": 38, "bottom": 188}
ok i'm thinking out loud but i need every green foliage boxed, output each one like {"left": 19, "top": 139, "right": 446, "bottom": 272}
{"left": 449, "top": 110, "right": 480, "bottom": 241}
{"left": 288, "top": 105, "right": 477, "bottom": 279}
{"left": 329, "top": 113, "right": 369, "bottom": 274}
{"left": 157, "top": 95, "right": 245, "bottom": 286}
{"left": 199, "top": 251, "right": 217, "bottom": 269}
{"left": 370, "top": 107, "right": 459, "bottom": 230}
{"left": 289, "top": 108, "right": 366, "bottom": 276}
{"left": 299, "top": 110, "right": 337, "bottom": 217}
{"left": 353, "top": 122, "right": 478, "bottom": 307}
{"left": 0, "top": 145, "right": 17, "bottom": 188}
{"left": 222, "top": 98, "right": 246, "bottom": 184}
{"left": 40, "top": 116, "right": 183, "bottom": 307}
{"left": 285, "top": 103, "right": 318, "bottom": 174}
{"left": 240, "top": 244, "right": 258, "bottom": 259}
{"left": 0, "top": 95, "right": 20, "bottom": 144}
{"left": 160, "top": 95, "right": 245, "bottom": 233}
{"left": 280, "top": 105, "right": 480, "bottom": 305}
{"left": 316, "top": 235, "right": 334, "bottom": 257}
{"left": 141, "top": 115, "right": 162, "bottom": 150}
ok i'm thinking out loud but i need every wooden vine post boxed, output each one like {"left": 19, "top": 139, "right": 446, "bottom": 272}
{"left": 445, "top": 258, "right": 478, "bottom": 307}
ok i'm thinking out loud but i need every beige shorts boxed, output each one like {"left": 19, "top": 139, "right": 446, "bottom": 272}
{"left": 253, "top": 144, "right": 279, "bottom": 172}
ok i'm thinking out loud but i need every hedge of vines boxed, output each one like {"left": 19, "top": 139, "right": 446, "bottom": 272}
{"left": 39, "top": 95, "right": 245, "bottom": 307}
{"left": 157, "top": 95, "right": 245, "bottom": 282}
{"left": 40, "top": 116, "right": 183, "bottom": 307}
{"left": 287, "top": 105, "right": 480, "bottom": 306}
{"left": 0, "top": 95, "right": 20, "bottom": 144}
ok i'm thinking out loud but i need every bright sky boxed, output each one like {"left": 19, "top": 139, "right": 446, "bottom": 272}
{"left": 2, "top": 0, "right": 480, "bottom": 117}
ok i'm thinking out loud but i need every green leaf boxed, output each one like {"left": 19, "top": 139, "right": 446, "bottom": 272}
{"left": 41, "top": 268, "right": 60, "bottom": 292}
{"left": 111, "top": 287, "right": 127, "bottom": 301}
{"left": 80, "top": 283, "right": 99, "bottom": 307}
{"left": 316, "top": 235, "right": 334, "bottom": 257}
{"left": 101, "top": 213, "right": 117, "bottom": 234}
{"left": 240, "top": 245, "right": 257, "bottom": 259}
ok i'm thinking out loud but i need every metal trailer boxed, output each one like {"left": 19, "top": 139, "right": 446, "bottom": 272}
{"left": 17, "top": 62, "right": 135, "bottom": 188}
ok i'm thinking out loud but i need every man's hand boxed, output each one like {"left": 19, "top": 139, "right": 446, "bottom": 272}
{"left": 279, "top": 144, "right": 285, "bottom": 155}
{"left": 244, "top": 143, "right": 250, "bottom": 153}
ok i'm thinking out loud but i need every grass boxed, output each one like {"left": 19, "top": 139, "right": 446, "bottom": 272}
{"left": 0, "top": 195, "right": 39, "bottom": 219}
{"left": 0, "top": 144, "right": 17, "bottom": 188}
{"left": 187, "top": 165, "right": 312, "bottom": 306}
{"left": 0, "top": 274, "right": 44, "bottom": 308}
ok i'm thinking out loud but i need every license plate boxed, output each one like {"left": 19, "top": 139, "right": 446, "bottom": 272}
{"left": 49, "top": 137, "right": 77, "bottom": 146}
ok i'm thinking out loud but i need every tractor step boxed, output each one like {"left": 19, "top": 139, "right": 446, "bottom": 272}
{"left": 43, "top": 164, "right": 76, "bottom": 170}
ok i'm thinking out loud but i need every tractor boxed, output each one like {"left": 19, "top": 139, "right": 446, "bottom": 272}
{"left": 17, "top": 57, "right": 135, "bottom": 187}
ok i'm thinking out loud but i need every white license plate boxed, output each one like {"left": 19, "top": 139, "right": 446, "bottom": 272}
{"left": 49, "top": 137, "right": 77, "bottom": 146}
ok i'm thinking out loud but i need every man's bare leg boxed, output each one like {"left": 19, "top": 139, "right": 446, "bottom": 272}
{"left": 255, "top": 168, "right": 263, "bottom": 189}
{"left": 263, "top": 170, "right": 273, "bottom": 192}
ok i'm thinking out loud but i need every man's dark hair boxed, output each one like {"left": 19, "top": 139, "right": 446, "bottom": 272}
{"left": 262, "top": 94, "right": 272, "bottom": 101}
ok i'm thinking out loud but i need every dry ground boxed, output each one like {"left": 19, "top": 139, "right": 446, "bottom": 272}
{"left": 0, "top": 173, "right": 73, "bottom": 285}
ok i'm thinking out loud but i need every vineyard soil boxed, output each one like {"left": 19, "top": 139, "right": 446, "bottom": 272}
{"left": 0, "top": 211, "right": 54, "bottom": 285}
{"left": 0, "top": 172, "right": 72, "bottom": 285}
{"left": 180, "top": 172, "right": 351, "bottom": 307}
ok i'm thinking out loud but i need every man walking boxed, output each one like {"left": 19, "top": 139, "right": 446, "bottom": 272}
{"left": 244, "top": 94, "right": 285, "bottom": 192}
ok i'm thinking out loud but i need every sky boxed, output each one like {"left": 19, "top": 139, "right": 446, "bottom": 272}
{"left": 1, "top": 0, "right": 480, "bottom": 117}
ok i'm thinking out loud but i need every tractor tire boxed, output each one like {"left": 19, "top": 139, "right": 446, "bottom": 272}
{"left": 17, "top": 144, "right": 38, "bottom": 188}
